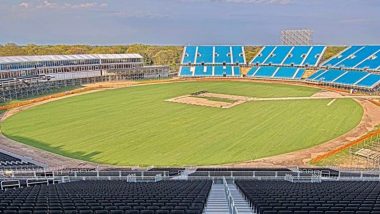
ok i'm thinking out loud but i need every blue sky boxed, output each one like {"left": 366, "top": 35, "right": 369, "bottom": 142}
{"left": 0, "top": 0, "right": 379, "bottom": 45}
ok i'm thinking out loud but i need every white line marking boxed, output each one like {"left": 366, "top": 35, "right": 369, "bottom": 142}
{"left": 327, "top": 99, "right": 336, "bottom": 106}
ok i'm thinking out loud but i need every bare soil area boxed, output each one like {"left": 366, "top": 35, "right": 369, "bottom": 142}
{"left": 166, "top": 92, "right": 252, "bottom": 108}
{"left": 167, "top": 95, "right": 232, "bottom": 108}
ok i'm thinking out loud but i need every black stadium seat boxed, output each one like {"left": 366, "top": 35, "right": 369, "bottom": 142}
{"left": 236, "top": 180, "right": 380, "bottom": 213}
{"left": 0, "top": 180, "right": 211, "bottom": 213}
{"left": 0, "top": 151, "right": 40, "bottom": 170}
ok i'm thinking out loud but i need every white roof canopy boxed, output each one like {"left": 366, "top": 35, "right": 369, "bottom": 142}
{"left": 0, "top": 54, "right": 143, "bottom": 64}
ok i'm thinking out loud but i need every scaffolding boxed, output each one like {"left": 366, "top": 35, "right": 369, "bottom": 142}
{"left": 281, "top": 29, "right": 313, "bottom": 45}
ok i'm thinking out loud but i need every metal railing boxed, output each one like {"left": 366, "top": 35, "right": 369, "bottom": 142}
{"left": 223, "top": 177, "right": 239, "bottom": 214}
{"left": 284, "top": 174, "right": 322, "bottom": 183}
{"left": 2, "top": 169, "right": 380, "bottom": 182}
{"left": 0, "top": 180, "right": 20, "bottom": 190}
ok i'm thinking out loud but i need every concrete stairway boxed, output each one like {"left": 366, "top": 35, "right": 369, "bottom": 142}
{"left": 181, "top": 168, "right": 197, "bottom": 176}
{"left": 227, "top": 183, "right": 253, "bottom": 214}
{"left": 204, "top": 181, "right": 253, "bottom": 214}
{"left": 204, "top": 184, "right": 230, "bottom": 214}
{"left": 171, "top": 168, "right": 196, "bottom": 180}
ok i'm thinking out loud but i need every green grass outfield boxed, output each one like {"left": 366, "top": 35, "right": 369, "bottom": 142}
{"left": 1, "top": 81, "right": 363, "bottom": 166}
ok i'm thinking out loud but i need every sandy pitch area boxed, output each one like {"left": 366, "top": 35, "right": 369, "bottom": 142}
{"left": 166, "top": 92, "right": 253, "bottom": 108}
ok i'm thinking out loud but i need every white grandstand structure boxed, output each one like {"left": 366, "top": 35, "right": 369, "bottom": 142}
{"left": 0, "top": 54, "right": 169, "bottom": 102}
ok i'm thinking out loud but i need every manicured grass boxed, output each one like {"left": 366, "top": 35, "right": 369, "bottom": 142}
{"left": 1, "top": 81, "right": 363, "bottom": 166}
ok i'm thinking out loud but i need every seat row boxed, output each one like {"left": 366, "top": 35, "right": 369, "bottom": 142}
{"left": 323, "top": 46, "right": 380, "bottom": 70}
{"left": 307, "top": 69, "right": 380, "bottom": 89}
{"left": 0, "top": 152, "right": 39, "bottom": 169}
{"left": 251, "top": 46, "right": 325, "bottom": 67}
{"left": 236, "top": 180, "right": 380, "bottom": 213}
{"left": 247, "top": 66, "right": 305, "bottom": 80}
{"left": 179, "top": 66, "right": 241, "bottom": 77}
{"left": 182, "top": 46, "right": 245, "bottom": 65}
{"left": 0, "top": 180, "right": 211, "bottom": 214}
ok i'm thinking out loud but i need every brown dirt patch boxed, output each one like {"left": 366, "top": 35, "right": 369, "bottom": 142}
{"left": 166, "top": 92, "right": 252, "bottom": 108}
{"left": 311, "top": 91, "right": 343, "bottom": 98}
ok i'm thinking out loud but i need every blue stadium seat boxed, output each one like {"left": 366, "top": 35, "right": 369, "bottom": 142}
{"left": 251, "top": 45, "right": 325, "bottom": 68}
{"left": 194, "top": 66, "right": 213, "bottom": 76}
{"left": 336, "top": 46, "right": 380, "bottom": 68}
{"left": 214, "top": 66, "right": 233, "bottom": 76}
{"left": 355, "top": 73, "right": 380, "bottom": 88}
{"left": 307, "top": 69, "right": 380, "bottom": 89}
{"left": 247, "top": 67, "right": 259, "bottom": 76}
{"left": 233, "top": 66, "right": 241, "bottom": 76}
{"left": 254, "top": 67, "right": 277, "bottom": 77}
{"left": 323, "top": 46, "right": 363, "bottom": 67}
{"left": 294, "top": 69, "right": 306, "bottom": 79}
{"left": 355, "top": 50, "right": 380, "bottom": 69}
{"left": 307, "top": 70, "right": 326, "bottom": 80}
{"left": 179, "top": 67, "right": 193, "bottom": 76}
{"left": 283, "top": 46, "right": 311, "bottom": 65}
{"left": 273, "top": 67, "right": 299, "bottom": 79}
{"left": 195, "top": 46, "right": 213, "bottom": 64}
{"left": 179, "top": 45, "right": 245, "bottom": 77}
{"left": 250, "top": 66, "right": 304, "bottom": 80}
{"left": 251, "top": 46, "right": 275, "bottom": 64}
{"left": 333, "top": 71, "right": 369, "bottom": 85}
{"left": 307, "top": 70, "right": 327, "bottom": 80}
{"left": 232, "top": 46, "right": 245, "bottom": 64}
{"left": 182, "top": 46, "right": 197, "bottom": 64}
{"left": 246, "top": 45, "right": 325, "bottom": 80}
{"left": 266, "top": 46, "right": 293, "bottom": 65}
{"left": 215, "top": 46, "right": 231, "bottom": 64}
{"left": 303, "top": 46, "right": 325, "bottom": 66}
{"left": 313, "top": 69, "right": 347, "bottom": 82}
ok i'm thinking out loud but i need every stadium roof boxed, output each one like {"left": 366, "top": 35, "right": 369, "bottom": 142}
{"left": 0, "top": 54, "right": 143, "bottom": 64}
